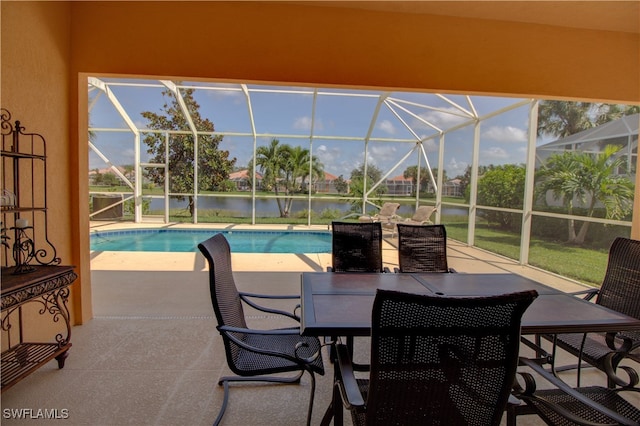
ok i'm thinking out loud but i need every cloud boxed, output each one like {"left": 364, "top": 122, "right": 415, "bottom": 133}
{"left": 481, "top": 147, "right": 509, "bottom": 160}
{"left": 315, "top": 144, "right": 341, "bottom": 170}
{"left": 369, "top": 144, "right": 397, "bottom": 157}
{"left": 294, "top": 116, "right": 323, "bottom": 131}
{"left": 447, "top": 157, "right": 468, "bottom": 177}
{"left": 421, "top": 138, "right": 438, "bottom": 153}
{"left": 204, "top": 87, "right": 244, "bottom": 102}
{"left": 482, "top": 125, "right": 527, "bottom": 143}
{"left": 418, "top": 107, "right": 472, "bottom": 129}
{"left": 294, "top": 116, "right": 313, "bottom": 131}
{"left": 377, "top": 120, "right": 396, "bottom": 135}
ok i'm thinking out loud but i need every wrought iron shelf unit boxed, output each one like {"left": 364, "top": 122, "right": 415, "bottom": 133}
{"left": 1, "top": 109, "right": 76, "bottom": 392}
{"left": 1, "top": 265, "right": 77, "bottom": 391}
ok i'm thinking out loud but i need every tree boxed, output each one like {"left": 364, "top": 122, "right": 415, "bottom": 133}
{"left": 288, "top": 145, "right": 323, "bottom": 193}
{"left": 461, "top": 164, "right": 492, "bottom": 203}
{"left": 349, "top": 163, "right": 387, "bottom": 201}
{"left": 403, "top": 165, "right": 441, "bottom": 195}
{"left": 476, "top": 164, "right": 526, "bottom": 230}
{"left": 141, "top": 88, "right": 236, "bottom": 217}
{"left": 249, "top": 139, "right": 324, "bottom": 218}
{"left": 537, "top": 101, "right": 639, "bottom": 139}
{"left": 536, "top": 145, "right": 634, "bottom": 244}
{"left": 594, "top": 104, "right": 640, "bottom": 125}
{"left": 537, "top": 101, "right": 595, "bottom": 138}
{"left": 334, "top": 175, "right": 349, "bottom": 194}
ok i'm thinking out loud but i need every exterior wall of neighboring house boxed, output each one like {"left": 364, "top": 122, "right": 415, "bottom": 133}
{"left": 229, "top": 169, "right": 262, "bottom": 191}
{"left": 443, "top": 179, "right": 463, "bottom": 198}
{"left": 386, "top": 176, "right": 413, "bottom": 195}
{"left": 314, "top": 171, "right": 342, "bottom": 194}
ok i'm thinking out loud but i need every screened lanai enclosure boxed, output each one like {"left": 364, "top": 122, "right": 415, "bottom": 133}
{"left": 88, "top": 77, "right": 638, "bottom": 284}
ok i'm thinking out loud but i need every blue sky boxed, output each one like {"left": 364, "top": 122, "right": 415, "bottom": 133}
{"left": 88, "top": 78, "right": 543, "bottom": 180}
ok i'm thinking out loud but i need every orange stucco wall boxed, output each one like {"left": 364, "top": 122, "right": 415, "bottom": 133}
{"left": 1, "top": 1, "right": 77, "bottom": 330}
{"left": 69, "top": 1, "right": 639, "bottom": 102}
{"left": 2, "top": 1, "right": 639, "bottom": 324}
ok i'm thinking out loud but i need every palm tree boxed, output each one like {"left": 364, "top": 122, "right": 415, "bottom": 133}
{"left": 536, "top": 145, "right": 634, "bottom": 244}
{"left": 288, "top": 145, "right": 323, "bottom": 193}
{"left": 252, "top": 139, "right": 289, "bottom": 216}
{"left": 251, "top": 139, "right": 323, "bottom": 218}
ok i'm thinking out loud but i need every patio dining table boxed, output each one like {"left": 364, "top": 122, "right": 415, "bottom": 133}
{"left": 299, "top": 272, "right": 640, "bottom": 425}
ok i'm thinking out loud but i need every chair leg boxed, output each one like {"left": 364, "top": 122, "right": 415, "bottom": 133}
{"left": 305, "top": 371, "right": 316, "bottom": 426}
{"left": 214, "top": 371, "right": 305, "bottom": 425}
{"left": 505, "top": 404, "right": 516, "bottom": 426}
{"left": 214, "top": 381, "right": 230, "bottom": 426}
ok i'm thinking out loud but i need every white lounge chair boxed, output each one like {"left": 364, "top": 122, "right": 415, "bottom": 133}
{"left": 358, "top": 202, "right": 400, "bottom": 224}
{"left": 396, "top": 205, "right": 436, "bottom": 225}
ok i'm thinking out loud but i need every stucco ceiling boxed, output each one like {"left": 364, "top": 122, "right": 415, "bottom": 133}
{"left": 300, "top": 1, "right": 640, "bottom": 34}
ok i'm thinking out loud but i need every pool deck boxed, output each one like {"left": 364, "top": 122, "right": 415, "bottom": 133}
{"left": 4, "top": 221, "right": 630, "bottom": 425}
{"left": 90, "top": 221, "right": 589, "bottom": 293}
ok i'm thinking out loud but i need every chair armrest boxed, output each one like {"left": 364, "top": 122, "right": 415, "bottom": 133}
{"left": 218, "top": 325, "right": 323, "bottom": 367}
{"left": 239, "top": 292, "right": 301, "bottom": 321}
{"left": 567, "top": 287, "right": 599, "bottom": 301}
{"left": 605, "top": 330, "right": 639, "bottom": 352}
{"left": 512, "top": 372, "right": 612, "bottom": 426}
{"left": 335, "top": 343, "right": 365, "bottom": 409}
{"left": 601, "top": 351, "right": 640, "bottom": 388}
{"left": 383, "top": 267, "right": 391, "bottom": 273}
{"left": 516, "top": 356, "right": 640, "bottom": 425}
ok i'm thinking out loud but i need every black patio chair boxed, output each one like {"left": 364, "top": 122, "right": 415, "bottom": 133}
{"left": 394, "top": 223, "right": 456, "bottom": 273}
{"left": 540, "top": 237, "right": 640, "bottom": 388}
{"left": 327, "top": 221, "right": 388, "bottom": 370}
{"left": 198, "top": 234, "right": 324, "bottom": 426}
{"left": 334, "top": 288, "right": 537, "bottom": 425}
{"left": 509, "top": 355, "right": 640, "bottom": 426}
{"left": 328, "top": 221, "right": 387, "bottom": 273}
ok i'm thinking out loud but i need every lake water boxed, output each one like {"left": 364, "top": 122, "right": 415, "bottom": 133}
{"left": 149, "top": 196, "right": 468, "bottom": 217}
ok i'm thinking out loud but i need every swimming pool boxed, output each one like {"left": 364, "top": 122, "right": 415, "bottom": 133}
{"left": 90, "top": 229, "right": 332, "bottom": 253}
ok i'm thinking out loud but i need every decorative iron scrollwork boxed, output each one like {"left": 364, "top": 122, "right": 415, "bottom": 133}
{"left": 1, "top": 108, "right": 61, "bottom": 272}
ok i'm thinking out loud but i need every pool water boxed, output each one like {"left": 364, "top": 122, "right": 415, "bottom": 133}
{"left": 90, "top": 229, "right": 332, "bottom": 253}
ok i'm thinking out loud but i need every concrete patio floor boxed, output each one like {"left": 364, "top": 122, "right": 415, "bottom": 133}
{"left": 1, "top": 223, "right": 637, "bottom": 425}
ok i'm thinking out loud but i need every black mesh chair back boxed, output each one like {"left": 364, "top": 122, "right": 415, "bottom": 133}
{"left": 199, "top": 233, "right": 248, "bottom": 370}
{"left": 596, "top": 237, "right": 640, "bottom": 319}
{"left": 396, "top": 224, "right": 450, "bottom": 273}
{"left": 331, "top": 221, "right": 383, "bottom": 272}
{"left": 363, "top": 289, "right": 537, "bottom": 426}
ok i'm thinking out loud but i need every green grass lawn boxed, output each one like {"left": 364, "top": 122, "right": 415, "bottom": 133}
{"left": 445, "top": 222, "right": 608, "bottom": 286}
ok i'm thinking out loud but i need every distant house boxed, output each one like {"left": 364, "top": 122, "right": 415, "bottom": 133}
{"left": 535, "top": 113, "right": 638, "bottom": 208}
{"left": 314, "top": 171, "right": 344, "bottom": 193}
{"left": 536, "top": 113, "right": 638, "bottom": 175}
{"left": 443, "top": 178, "right": 463, "bottom": 197}
{"left": 229, "top": 169, "right": 262, "bottom": 191}
{"left": 386, "top": 175, "right": 413, "bottom": 195}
